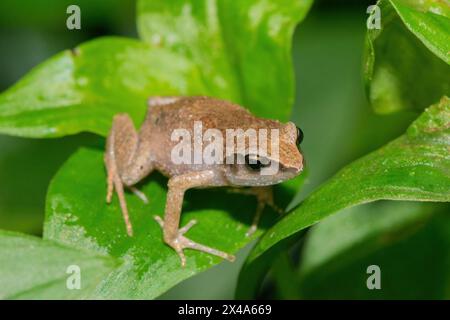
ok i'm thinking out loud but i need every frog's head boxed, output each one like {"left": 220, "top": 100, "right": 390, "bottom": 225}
{"left": 224, "top": 122, "right": 304, "bottom": 186}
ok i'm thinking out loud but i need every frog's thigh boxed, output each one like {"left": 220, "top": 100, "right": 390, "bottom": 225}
{"left": 106, "top": 113, "right": 138, "bottom": 174}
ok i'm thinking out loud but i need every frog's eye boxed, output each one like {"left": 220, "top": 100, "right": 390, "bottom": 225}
{"left": 296, "top": 126, "right": 304, "bottom": 146}
{"left": 245, "top": 154, "right": 271, "bottom": 171}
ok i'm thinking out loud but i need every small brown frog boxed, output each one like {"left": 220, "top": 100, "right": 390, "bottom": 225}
{"left": 105, "top": 96, "right": 304, "bottom": 266}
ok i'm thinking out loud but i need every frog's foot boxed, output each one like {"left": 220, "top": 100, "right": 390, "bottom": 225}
{"left": 105, "top": 154, "right": 133, "bottom": 237}
{"left": 105, "top": 175, "right": 146, "bottom": 237}
{"left": 154, "top": 216, "right": 236, "bottom": 267}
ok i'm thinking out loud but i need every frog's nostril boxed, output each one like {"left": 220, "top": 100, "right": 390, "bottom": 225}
{"left": 296, "top": 126, "right": 304, "bottom": 145}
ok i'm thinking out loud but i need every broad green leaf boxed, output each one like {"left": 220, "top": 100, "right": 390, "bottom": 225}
{"left": 137, "top": 0, "right": 313, "bottom": 121}
{"left": 0, "top": 134, "right": 102, "bottom": 234}
{"left": 43, "top": 147, "right": 303, "bottom": 299}
{"left": 299, "top": 201, "right": 432, "bottom": 278}
{"left": 364, "top": 0, "right": 450, "bottom": 114}
{"left": 0, "top": 37, "right": 208, "bottom": 138}
{"left": 298, "top": 204, "right": 450, "bottom": 299}
{"left": 240, "top": 96, "right": 450, "bottom": 295}
{"left": 392, "top": 0, "right": 450, "bottom": 62}
{"left": 0, "top": 230, "right": 117, "bottom": 299}
{"left": 0, "top": 0, "right": 313, "bottom": 138}
{"left": 235, "top": 232, "right": 303, "bottom": 299}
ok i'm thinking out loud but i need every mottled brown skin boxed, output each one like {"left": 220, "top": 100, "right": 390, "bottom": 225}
{"left": 105, "top": 96, "right": 304, "bottom": 266}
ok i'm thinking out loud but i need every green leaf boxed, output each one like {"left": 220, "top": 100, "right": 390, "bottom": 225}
{"left": 298, "top": 203, "right": 450, "bottom": 299}
{"left": 0, "top": 37, "right": 208, "bottom": 138}
{"left": 299, "top": 201, "right": 432, "bottom": 278}
{"left": 137, "top": 0, "right": 313, "bottom": 121}
{"left": 240, "top": 96, "right": 450, "bottom": 295}
{"left": 364, "top": 0, "right": 450, "bottom": 114}
{"left": 392, "top": 0, "right": 450, "bottom": 64}
{"left": 270, "top": 249, "right": 302, "bottom": 299}
{"left": 235, "top": 232, "right": 303, "bottom": 299}
{"left": 0, "top": 0, "right": 314, "bottom": 298}
{"left": 0, "top": 230, "right": 117, "bottom": 299}
{"left": 0, "top": 134, "right": 102, "bottom": 234}
{"left": 0, "top": 0, "right": 313, "bottom": 138}
{"left": 43, "top": 147, "right": 302, "bottom": 299}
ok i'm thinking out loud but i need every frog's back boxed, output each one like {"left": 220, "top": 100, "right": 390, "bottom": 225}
{"left": 140, "top": 96, "right": 283, "bottom": 177}
{"left": 146, "top": 96, "right": 281, "bottom": 132}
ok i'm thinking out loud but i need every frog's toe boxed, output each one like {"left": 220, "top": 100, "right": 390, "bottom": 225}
{"left": 130, "top": 186, "right": 148, "bottom": 204}
{"left": 154, "top": 215, "right": 164, "bottom": 228}
{"left": 179, "top": 219, "right": 197, "bottom": 235}
{"left": 154, "top": 217, "right": 235, "bottom": 266}
{"left": 177, "top": 235, "right": 235, "bottom": 266}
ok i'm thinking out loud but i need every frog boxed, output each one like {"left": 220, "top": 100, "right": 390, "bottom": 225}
{"left": 104, "top": 96, "right": 304, "bottom": 266}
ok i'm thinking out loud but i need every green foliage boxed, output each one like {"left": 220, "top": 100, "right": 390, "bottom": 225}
{"left": 0, "top": 0, "right": 312, "bottom": 298}
{"left": 298, "top": 202, "right": 450, "bottom": 299}
{"left": 42, "top": 147, "right": 305, "bottom": 298}
{"left": 256, "top": 96, "right": 449, "bottom": 256}
{"left": 0, "top": 37, "right": 207, "bottom": 137}
{"left": 0, "top": 0, "right": 449, "bottom": 299}
{"left": 0, "top": 230, "right": 117, "bottom": 299}
{"left": 365, "top": 0, "right": 450, "bottom": 114}
{"left": 299, "top": 201, "right": 433, "bottom": 278}
{"left": 239, "top": 97, "right": 450, "bottom": 297}
{"left": 137, "top": 0, "right": 313, "bottom": 121}
{"left": 0, "top": 0, "right": 312, "bottom": 138}
{"left": 0, "top": 134, "right": 102, "bottom": 235}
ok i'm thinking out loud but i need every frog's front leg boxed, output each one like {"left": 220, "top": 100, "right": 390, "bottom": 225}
{"left": 154, "top": 171, "right": 235, "bottom": 267}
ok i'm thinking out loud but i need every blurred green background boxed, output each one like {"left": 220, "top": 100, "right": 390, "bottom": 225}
{"left": 0, "top": 0, "right": 447, "bottom": 299}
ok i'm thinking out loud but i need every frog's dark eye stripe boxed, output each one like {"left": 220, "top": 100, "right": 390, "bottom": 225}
{"left": 296, "top": 126, "right": 304, "bottom": 146}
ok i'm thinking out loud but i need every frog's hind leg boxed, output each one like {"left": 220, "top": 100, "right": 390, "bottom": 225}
{"left": 105, "top": 114, "right": 140, "bottom": 236}
{"left": 228, "top": 186, "right": 282, "bottom": 237}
